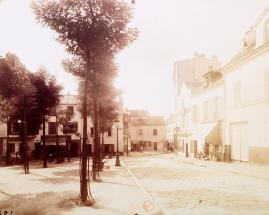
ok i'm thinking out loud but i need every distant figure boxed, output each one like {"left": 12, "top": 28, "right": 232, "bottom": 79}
{"left": 15, "top": 152, "right": 19, "bottom": 162}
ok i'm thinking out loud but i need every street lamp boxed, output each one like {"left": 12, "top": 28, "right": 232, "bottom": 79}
{"left": 115, "top": 119, "right": 121, "bottom": 166}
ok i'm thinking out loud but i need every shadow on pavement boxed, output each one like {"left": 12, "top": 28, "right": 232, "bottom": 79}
{"left": 31, "top": 171, "right": 79, "bottom": 185}
{"left": 52, "top": 169, "right": 79, "bottom": 177}
{"left": 35, "top": 176, "right": 79, "bottom": 185}
{"left": 0, "top": 160, "right": 79, "bottom": 172}
{"left": 0, "top": 191, "right": 77, "bottom": 215}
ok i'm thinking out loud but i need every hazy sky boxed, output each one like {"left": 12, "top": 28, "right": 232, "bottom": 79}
{"left": 0, "top": 0, "right": 268, "bottom": 116}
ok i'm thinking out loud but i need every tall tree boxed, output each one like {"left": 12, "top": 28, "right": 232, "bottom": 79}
{"left": 33, "top": 0, "right": 137, "bottom": 205}
{"left": 30, "top": 67, "right": 62, "bottom": 168}
{"left": 0, "top": 53, "right": 33, "bottom": 172}
{"left": 0, "top": 54, "right": 62, "bottom": 171}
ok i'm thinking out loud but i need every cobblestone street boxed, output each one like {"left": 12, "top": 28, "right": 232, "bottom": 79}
{"left": 124, "top": 154, "right": 269, "bottom": 215}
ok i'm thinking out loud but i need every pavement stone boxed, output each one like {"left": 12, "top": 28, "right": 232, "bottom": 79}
{"left": 170, "top": 153, "right": 269, "bottom": 180}
{"left": 124, "top": 154, "right": 269, "bottom": 215}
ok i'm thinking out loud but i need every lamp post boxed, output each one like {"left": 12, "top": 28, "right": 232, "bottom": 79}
{"left": 18, "top": 117, "right": 29, "bottom": 174}
{"left": 115, "top": 119, "right": 121, "bottom": 166}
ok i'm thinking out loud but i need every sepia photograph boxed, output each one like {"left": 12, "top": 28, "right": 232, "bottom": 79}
{"left": 0, "top": 0, "right": 269, "bottom": 214}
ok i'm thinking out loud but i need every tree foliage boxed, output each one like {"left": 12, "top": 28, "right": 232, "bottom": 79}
{"left": 0, "top": 53, "right": 30, "bottom": 100}
{"left": 31, "top": 67, "right": 62, "bottom": 118}
{"left": 32, "top": 0, "right": 138, "bottom": 60}
{"left": 0, "top": 53, "right": 33, "bottom": 128}
{"left": 0, "top": 98, "right": 17, "bottom": 124}
{"left": 70, "top": 55, "right": 119, "bottom": 119}
{"left": 0, "top": 53, "right": 62, "bottom": 140}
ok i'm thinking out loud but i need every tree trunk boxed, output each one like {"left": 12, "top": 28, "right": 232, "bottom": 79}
{"left": 92, "top": 103, "right": 98, "bottom": 181}
{"left": 97, "top": 129, "right": 102, "bottom": 172}
{"left": 42, "top": 113, "right": 47, "bottom": 168}
{"left": 79, "top": 60, "right": 94, "bottom": 204}
{"left": 5, "top": 120, "right": 10, "bottom": 165}
{"left": 56, "top": 115, "right": 60, "bottom": 163}
{"left": 101, "top": 131, "right": 104, "bottom": 159}
{"left": 23, "top": 99, "right": 29, "bottom": 173}
{"left": 98, "top": 131, "right": 104, "bottom": 171}
{"left": 66, "top": 134, "right": 70, "bottom": 162}
{"left": 92, "top": 70, "right": 100, "bottom": 181}
{"left": 81, "top": 79, "right": 88, "bottom": 202}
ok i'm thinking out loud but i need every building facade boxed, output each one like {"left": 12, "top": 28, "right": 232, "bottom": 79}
{"left": 166, "top": 114, "right": 176, "bottom": 151}
{"left": 123, "top": 111, "right": 131, "bottom": 154}
{"left": 128, "top": 110, "right": 166, "bottom": 152}
{"left": 176, "top": 70, "right": 225, "bottom": 161}
{"left": 222, "top": 7, "right": 269, "bottom": 164}
{"left": 173, "top": 7, "right": 269, "bottom": 164}
{"left": 0, "top": 120, "right": 37, "bottom": 160}
{"left": 0, "top": 94, "right": 125, "bottom": 161}
{"left": 173, "top": 54, "right": 223, "bottom": 159}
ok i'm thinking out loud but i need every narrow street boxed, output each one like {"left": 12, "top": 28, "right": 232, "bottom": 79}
{"left": 124, "top": 154, "right": 269, "bottom": 215}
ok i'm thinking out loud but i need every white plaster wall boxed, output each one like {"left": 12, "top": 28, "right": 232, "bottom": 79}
{"left": 130, "top": 125, "right": 166, "bottom": 143}
{"left": 175, "top": 82, "right": 192, "bottom": 130}
{"left": 190, "top": 85, "right": 223, "bottom": 108}
{"left": 224, "top": 50, "right": 269, "bottom": 148}
{"left": 182, "top": 84, "right": 224, "bottom": 131}
{"left": 166, "top": 121, "right": 176, "bottom": 141}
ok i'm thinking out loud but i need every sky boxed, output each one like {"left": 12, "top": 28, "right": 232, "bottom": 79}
{"left": 0, "top": 0, "right": 268, "bottom": 117}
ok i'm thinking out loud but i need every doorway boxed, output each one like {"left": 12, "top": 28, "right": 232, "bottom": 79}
{"left": 154, "top": 142, "right": 157, "bottom": 151}
{"left": 230, "top": 122, "right": 248, "bottom": 161}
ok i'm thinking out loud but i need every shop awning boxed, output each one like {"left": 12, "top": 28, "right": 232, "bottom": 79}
{"left": 192, "top": 122, "right": 218, "bottom": 140}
